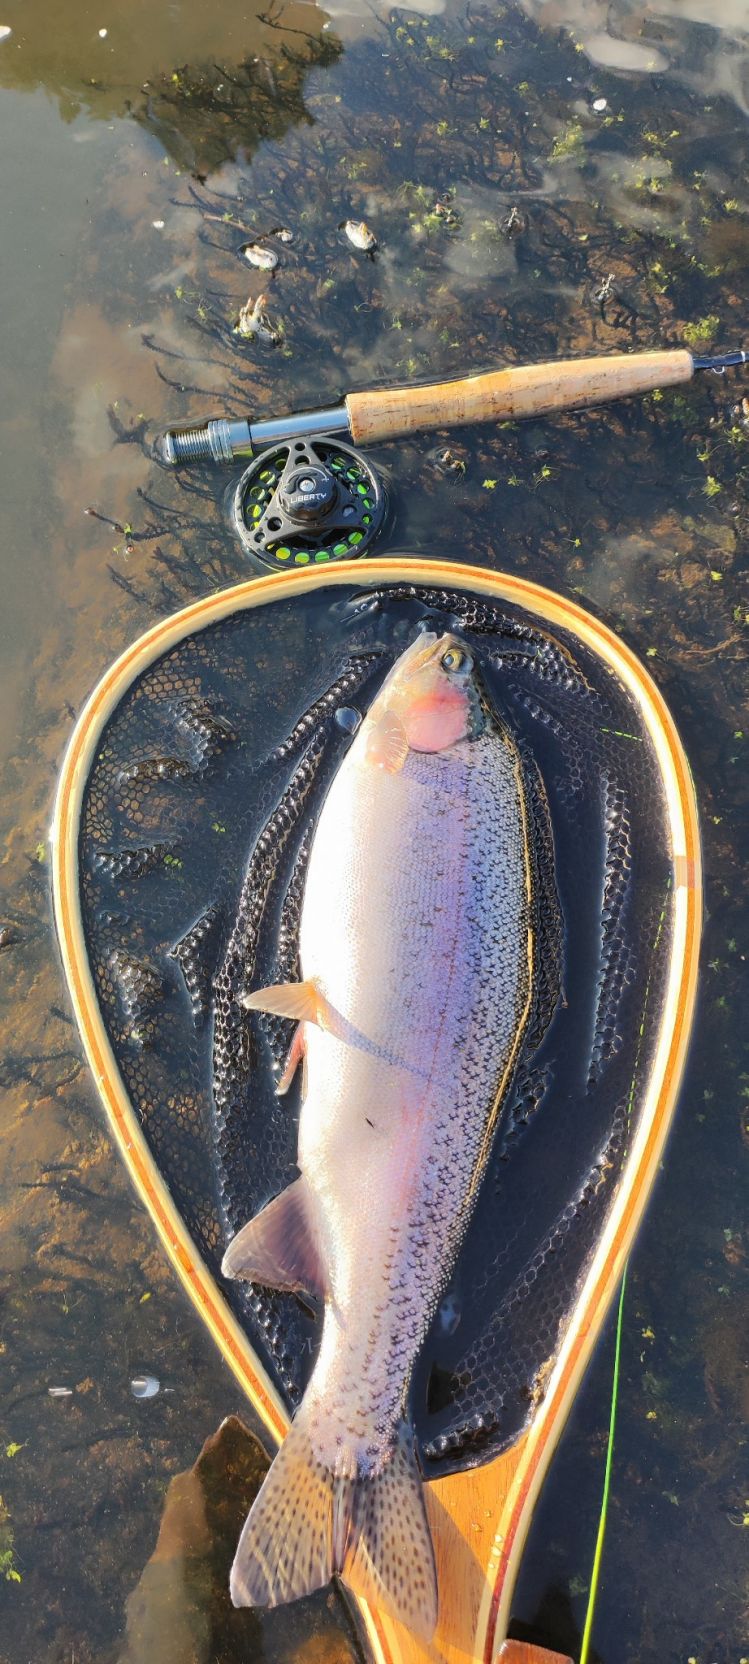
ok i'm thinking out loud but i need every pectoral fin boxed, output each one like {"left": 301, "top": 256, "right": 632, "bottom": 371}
{"left": 365, "top": 709, "right": 409, "bottom": 773}
{"left": 221, "top": 1176, "right": 325, "bottom": 1300}
{"left": 240, "top": 977, "right": 333, "bottom": 1030}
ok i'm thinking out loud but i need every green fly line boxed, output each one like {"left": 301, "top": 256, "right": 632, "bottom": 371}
{"left": 579, "top": 877, "right": 670, "bottom": 1662}
{"left": 578, "top": 1263, "right": 628, "bottom": 1664}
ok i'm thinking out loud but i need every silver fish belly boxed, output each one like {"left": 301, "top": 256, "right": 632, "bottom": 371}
{"left": 224, "top": 639, "right": 535, "bottom": 1638}
{"left": 298, "top": 728, "right": 532, "bottom": 1452}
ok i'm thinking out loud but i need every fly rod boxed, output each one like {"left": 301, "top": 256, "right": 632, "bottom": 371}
{"left": 161, "top": 345, "right": 748, "bottom": 464}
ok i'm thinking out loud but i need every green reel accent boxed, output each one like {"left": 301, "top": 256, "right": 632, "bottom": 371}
{"left": 231, "top": 436, "right": 386, "bottom": 573}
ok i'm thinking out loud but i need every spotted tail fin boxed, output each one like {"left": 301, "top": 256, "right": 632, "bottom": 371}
{"left": 230, "top": 1413, "right": 437, "bottom": 1640}
{"left": 345, "top": 1422, "right": 437, "bottom": 1639}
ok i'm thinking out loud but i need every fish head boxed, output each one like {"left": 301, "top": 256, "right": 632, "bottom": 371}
{"left": 365, "top": 633, "right": 483, "bottom": 766}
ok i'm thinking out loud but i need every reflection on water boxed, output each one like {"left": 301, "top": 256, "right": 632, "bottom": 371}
{"left": 0, "top": 0, "right": 747, "bottom": 1660}
{"left": 0, "top": 0, "right": 334, "bottom": 118}
{"left": 0, "top": 0, "right": 339, "bottom": 767}
{"left": 521, "top": 0, "right": 749, "bottom": 112}
{"left": 119, "top": 1417, "right": 358, "bottom": 1664}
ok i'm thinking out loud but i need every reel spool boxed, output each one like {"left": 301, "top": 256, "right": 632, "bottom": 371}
{"left": 231, "top": 436, "right": 386, "bottom": 571}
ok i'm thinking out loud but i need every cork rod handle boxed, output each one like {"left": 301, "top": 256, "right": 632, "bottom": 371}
{"left": 345, "top": 349, "right": 694, "bottom": 446}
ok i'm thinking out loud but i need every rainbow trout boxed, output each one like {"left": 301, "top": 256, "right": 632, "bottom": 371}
{"left": 223, "top": 632, "right": 536, "bottom": 1637}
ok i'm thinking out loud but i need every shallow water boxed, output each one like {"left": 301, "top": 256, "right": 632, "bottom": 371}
{"left": 0, "top": 2, "right": 747, "bottom": 1661}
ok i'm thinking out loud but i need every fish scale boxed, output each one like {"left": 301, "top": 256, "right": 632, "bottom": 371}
{"left": 299, "top": 727, "right": 532, "bottom": 1460}
{"left": 226, "top": 633, "right": 542, "bottom": 1636}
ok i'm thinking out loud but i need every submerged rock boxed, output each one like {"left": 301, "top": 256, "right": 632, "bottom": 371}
{"left": 240, "top": 242, "right": 279, "bottom": 271}
{"left": 342, "top": 218, "right": 377, "bottom": 252}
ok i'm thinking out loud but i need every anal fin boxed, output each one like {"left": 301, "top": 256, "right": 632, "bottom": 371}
{"left": 221, "top": 1176, "right": 325, "bottom": 1300}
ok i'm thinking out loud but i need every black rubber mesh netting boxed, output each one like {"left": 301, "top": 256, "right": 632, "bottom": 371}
{"left": 77, "top": 580, "right": 675, "bottom": 1479}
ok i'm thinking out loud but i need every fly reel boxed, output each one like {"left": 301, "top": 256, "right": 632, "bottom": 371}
{"left": 231, "top": 436, "right": 386, "bottom": 571}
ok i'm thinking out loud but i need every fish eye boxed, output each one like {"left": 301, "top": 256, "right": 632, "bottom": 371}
{"left": 441, "top": 645, "right": 471, "bottom": 674}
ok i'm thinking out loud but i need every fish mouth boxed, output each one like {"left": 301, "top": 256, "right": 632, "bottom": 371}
{"left": 403, "top": 631, "right": 442, "bottom": 674}
{"left": 375, "top": 630, "right": 439, "bottom": 696}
